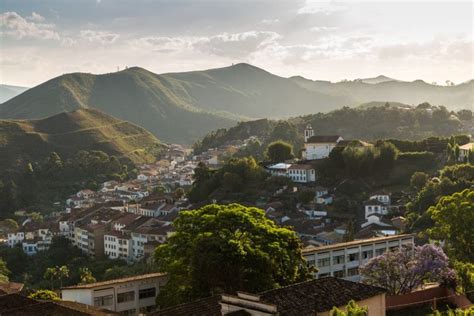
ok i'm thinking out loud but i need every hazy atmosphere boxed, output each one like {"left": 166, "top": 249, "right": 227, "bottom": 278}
{"left": 1, "top": 0, "right": 472, "bottom": 86}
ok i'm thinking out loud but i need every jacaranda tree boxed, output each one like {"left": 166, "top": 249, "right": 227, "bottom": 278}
{"left": 360, "top": 244, "right": 455, "bottom": 295}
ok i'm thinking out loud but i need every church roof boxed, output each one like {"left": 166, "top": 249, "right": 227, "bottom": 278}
{"left": 306, "top": 135, "right": 342, "bottom": 143}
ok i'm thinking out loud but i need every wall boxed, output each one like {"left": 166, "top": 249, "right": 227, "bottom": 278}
{"left": 386, "top": 286, "right": 472, "bottom": 311}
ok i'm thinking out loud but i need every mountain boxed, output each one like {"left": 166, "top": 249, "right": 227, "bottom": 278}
{"left": 161, "top": 63, "right": 349, "bottom": 118}
{"left": 357, "top": 75, "right": 397, "bottom": 84}
{"left": 0, "top": 84, "right": 29, "bottom": 103}
{"left": 0, "top": 108, "right": 165, "bottom": 169}
{"left": 290, "top": 76, "right": 473, "bottom": 110}
{"left": 1, "top": 64, "right": 472, "bottom": 144}
{"left": 0, "top": 67, "right": 238, "bottom": 144}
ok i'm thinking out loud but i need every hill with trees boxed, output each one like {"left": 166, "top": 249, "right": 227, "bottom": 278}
{"left": 0, "top": 108, "right": 165, "bottom": 170}
{"left": 194, "top": 104, "right": 472, "bottom": 155}
{"left": 1, "top": 64, "right": 471, "bottom": 144}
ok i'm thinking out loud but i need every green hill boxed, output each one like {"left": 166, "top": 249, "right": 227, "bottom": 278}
{"left": 1, "top": 64, "right": 472, "bottom": 144}
{"left": 0, "top": 67, "right": 237, "bottom": 144}
{"left": 0, "top": 108, "right": 165, "bottom": 168}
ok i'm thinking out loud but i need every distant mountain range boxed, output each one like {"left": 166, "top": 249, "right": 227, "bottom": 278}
{"left": 0, "top": 84, "right": 29, "bottom": 103}
{"left": 1, "top": 63, "right": 472, "bottom": 144}
{"left": 0, "top": 108, "right": 164, "bottom": 169}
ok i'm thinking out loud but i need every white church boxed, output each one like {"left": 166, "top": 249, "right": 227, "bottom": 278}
{"left": 302, "top": 124, "right": 343, "bottom": 160}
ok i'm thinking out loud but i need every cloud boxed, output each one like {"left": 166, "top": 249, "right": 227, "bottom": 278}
{"left": 297, "top": 0, "right": 347, "bottom": 15}
{"left": 26, "top": 12, "right": 45, "bottom": 22}
{"left": 132, "top": 31, "right": 281, "bottom": 58}
{"left": 80, "top": 29, "right": 120, "bottom": 44}
{"left": 376, "top": 37, "right": 474, "bottom": 62}
{"left": 0, "top": 11, "right": 59, "bottom": 40}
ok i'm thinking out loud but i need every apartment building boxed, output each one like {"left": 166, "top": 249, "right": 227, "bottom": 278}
{"left": 61, "top": 273, "right": 168, "bottom": 315}
{"left": 104, "top": 231, "right": 133, "bottom": 261}
{"left": 73, "top": 223, "right": 107, "bottom": 258}
{"left": 303, "top": 234, "right": 415, "bottom": 282}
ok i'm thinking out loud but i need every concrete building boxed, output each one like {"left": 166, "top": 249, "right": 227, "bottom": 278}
{"left": 61, "top": 273, "right": 168, "bottom": 315}
{"left": 303, "top": 234, "right": 415, "bottom": 282}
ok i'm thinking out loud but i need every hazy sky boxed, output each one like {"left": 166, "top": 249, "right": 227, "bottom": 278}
{"left": 1, "top": 0, "right": 472, "bottom": 86}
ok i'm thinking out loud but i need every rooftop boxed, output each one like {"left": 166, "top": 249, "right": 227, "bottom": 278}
{"left": 61, "top": 272, "right": 167, "bottom": 290}
{"left": 302, "top": 233, "right": 415, "bottom": 254}
{"left": 0, "top": 294, "right": 116, "bottom": 315}
{"left": 306, "top": 135, "right": 342, "bottom": 143}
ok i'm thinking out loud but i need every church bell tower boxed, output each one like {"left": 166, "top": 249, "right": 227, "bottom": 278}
{"left": 304, "top": 124, "right": 314, "bottom": 142}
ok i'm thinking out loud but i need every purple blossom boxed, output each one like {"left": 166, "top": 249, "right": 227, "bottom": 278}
{"left": 359, "top": 244, "right": 456, "bottom": 295}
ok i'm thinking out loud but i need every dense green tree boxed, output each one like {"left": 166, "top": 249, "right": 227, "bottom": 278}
{"left": 79, "top": 267, "right": 96, "bottom": 284}
{"left": 154, "top": 204, "right": 312, "bottom": 307}
{"left": 28, "top": 289, "right": 60, "bottom": 301}
{"left": 375, "top": 141, "right": 398, "bottom": 172}
{"left": 0, "top": 218, "right": 19, "bottom": 233}
{"left": 410, "top": 171, "right": 429, "bottom": 190}
{"left": 265, "top": 141, "right": 294, "bottom": 162}
{"left": 0, "top": 258, "right": 10, "bottom": 283}
{"left": 330, "top": 300, "right": 368, "bottom": 316}
{"left": 453, "top": 261, "right": 474, "bottom": 301}
{"left": 427, "top": 189, "right": 474, "bottom": 262}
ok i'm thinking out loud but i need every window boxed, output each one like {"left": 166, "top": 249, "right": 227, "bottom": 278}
{"left": 317, "top": 257, "right": 330, "bottom": 267}
{"left": 333, "top": 270, "right": 345, "bottom": 278}
{"left": 375, "top": 248, "right": 385, "bottom": 256}
{"left": 318, "top": 273, "right": 330, "bottom": 278}
{"left": 94, "top": 295, "right": 113, "bottom": 307}
{"left": 347, "top": 253, "right": 359, "bottom": 262}
{"left": 347, "top": 267, "right": 359, "bottom": 276}
{"left": 362, "top": 250, "right": 373, "bottom": 259}
{"left": 117, "top": 291, "right": 135, "bottom": 303}
{"left": 307, "top": 259, "right": 315, "bottom": 267}
{"left": 333, "top": 255, "right": 345, "bottom": 264}
{"left": 139, "top": 287, "right": 156, "bottom": 299}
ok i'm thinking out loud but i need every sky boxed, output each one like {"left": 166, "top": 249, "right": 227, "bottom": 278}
{"left": 0, "top": 0, "right": 472, "bottom": 87}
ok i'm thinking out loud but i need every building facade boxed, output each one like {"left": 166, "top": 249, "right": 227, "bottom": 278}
{"left": 61, "top": 273, "right": 168, "bottom": 315}
{"left": 303, "top": 234, "right": 415, "bottom": 282}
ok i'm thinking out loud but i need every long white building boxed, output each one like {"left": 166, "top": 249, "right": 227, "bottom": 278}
{"left": 61, "top": 273, "right": 168, "bottom": 315}
{"left": 303, "top": 234, "right": 415, "bottom": 282}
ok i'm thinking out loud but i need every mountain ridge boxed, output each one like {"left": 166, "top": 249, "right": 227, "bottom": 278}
{"left": 1, "top": 63, "right": 472, "bottom": 144}
{"left": 0, "top": 108, "right": 165, "bottom": 169}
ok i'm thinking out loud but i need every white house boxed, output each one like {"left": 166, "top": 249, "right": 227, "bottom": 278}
{"left": 364, "top": 199, "right": 389, "bottom": 219}
{"left": 287, "top": 164, "right": 316, "bottom": 183}
{"left": 369, "top": 192, "right": 391, "bottom": 205}
{"left": 459, "top": 142, "right": 473, "bottom": 162}
{"left": 266, "top": 163, "right": 291, "bottom": 177}
{"left": 61, "top": 273, "right": 168, "bottom": 315}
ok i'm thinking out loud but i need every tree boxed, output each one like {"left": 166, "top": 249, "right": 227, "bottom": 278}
{"left": 0, "top": 258, "right": 10, "bottom": 283}
{"left": 44, "top": 267, "right": 57, "bottom": 289}
{"left": 360, "top": 244, "right": 455, "bottom": 295}
{"left": 0, "top": 218, "right": 19, "bottom": 233}
{"left": 453, "top": 261, "right": 474, "bottom": 301}
{"left": 410, "top": 172, "right": 429, "bottom": 190}
{"left": 57, "top": 265, "right": 69, "bottom": 288}
{"left": 375, "top": 141, "right": 398, "bottom": 172}
{"left": 154, "top": 204, "right": 312, "bottom": 307}
{"left": 427, "top": 189, "right": 474, "bottom": 262}
{"left": 265, "top": 141, "right": 294, "bottom": 162}
{"left": 79, "top": 267, "right": 96, "bottom": 284}
{"left": 29, "top": 289, "right": 60, "bottom": 301}
{"left": 330, "top": 300, "right": 368, "bottom": 316}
